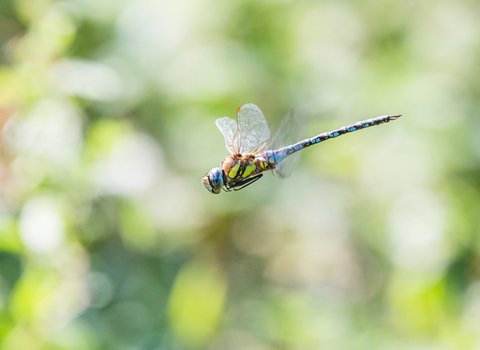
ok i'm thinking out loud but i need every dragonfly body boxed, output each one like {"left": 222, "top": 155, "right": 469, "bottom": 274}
{"left": 202, "top": 104, "right": 401, "bottom": 194}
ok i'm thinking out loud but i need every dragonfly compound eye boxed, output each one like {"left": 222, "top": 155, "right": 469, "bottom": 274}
{"left": 202, "top": 167, "right": 223, "bottom": 194}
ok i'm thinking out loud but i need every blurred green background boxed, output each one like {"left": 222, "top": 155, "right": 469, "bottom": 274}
{"left": 0, "top": 0, "right": 479, "bottom": 349}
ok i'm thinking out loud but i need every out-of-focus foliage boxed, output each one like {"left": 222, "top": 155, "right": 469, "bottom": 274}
{"left": 0, "top": 0, "right": 479, "bottom": 349}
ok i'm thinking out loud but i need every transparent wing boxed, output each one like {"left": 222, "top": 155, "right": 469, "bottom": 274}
{"left": 235, "top": 104, "right": 270, "bottom": 154}
{"left": 270, "top": 107, "right": 306, "bottom": 178}
{"left": 215, "top": 117, "right": 237, "bottom": 154}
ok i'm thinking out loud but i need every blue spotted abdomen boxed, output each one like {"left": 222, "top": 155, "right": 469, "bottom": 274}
{"left": 266, "top": 114, "right": 401, "bottom": 165}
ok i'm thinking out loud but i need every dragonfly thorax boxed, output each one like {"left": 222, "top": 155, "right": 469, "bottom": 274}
{"left": 221, "top": 154, "right": 272, "bottom": 186}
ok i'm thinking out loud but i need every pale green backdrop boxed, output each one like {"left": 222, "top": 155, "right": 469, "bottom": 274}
{"left": 0, "top": 0, "right": 479, "bottom": 349}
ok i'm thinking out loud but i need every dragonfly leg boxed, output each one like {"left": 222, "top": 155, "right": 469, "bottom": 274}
{"left": 221, "top": 169, "right": 231, "bottom": 192}
{"left": 229, "top": 174, "right": 263, "bottom": 191}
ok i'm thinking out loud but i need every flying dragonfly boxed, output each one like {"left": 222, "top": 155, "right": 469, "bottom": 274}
{"left": 202, "top": 104, "right": 401, "bottom": 194}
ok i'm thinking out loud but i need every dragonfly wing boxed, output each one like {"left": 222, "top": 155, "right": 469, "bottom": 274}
{"left": 216, "top": 117, "right": 237, "bottom": 154}
{"left": 271, "top": 107, "right": 306, "bottom": 178}
{"left": 235, "top": 104, "right": 270, "bottom": 154}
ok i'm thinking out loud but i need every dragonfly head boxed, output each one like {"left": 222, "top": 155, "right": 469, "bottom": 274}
{"left": 202, "top": 167, "right": 223, "bottom": 194}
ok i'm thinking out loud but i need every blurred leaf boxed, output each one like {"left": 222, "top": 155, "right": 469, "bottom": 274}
{"left": 84, "top": 118, "right": 132, "bottom": 162}
{"left": 168, "top": 260, "right": 227, "bottom": 347}
{"left": 389, "top": 274, "right": 446, "bottom": 335}
{"left": 9, "top": 267, "right": 60, "bottom": 322}
{"left": 0, "top": 216, "right": 22, "bottom": 253}
{"left": 119, "top": 200, "right": 158, "bottom": 253}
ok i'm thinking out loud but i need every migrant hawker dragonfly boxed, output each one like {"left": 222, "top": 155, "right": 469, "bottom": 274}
{"left": 202, "top": 104, "right": 401, "bottom": 194}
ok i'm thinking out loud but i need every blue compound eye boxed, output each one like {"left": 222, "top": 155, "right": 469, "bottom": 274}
{"left": 202, "top": 168, "right": 223, "bottom": 194}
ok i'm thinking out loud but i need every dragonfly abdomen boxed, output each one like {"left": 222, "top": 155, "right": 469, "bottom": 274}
{"left": 266, "top": 114, "right": 401, "bottom": 165}
{"left": 307, "top": 114, "right": 401, "bottom": 145}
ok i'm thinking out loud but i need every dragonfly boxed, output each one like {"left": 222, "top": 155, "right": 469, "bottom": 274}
{"left": 202, "top": 104, "right": 401, "bottom": 194}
